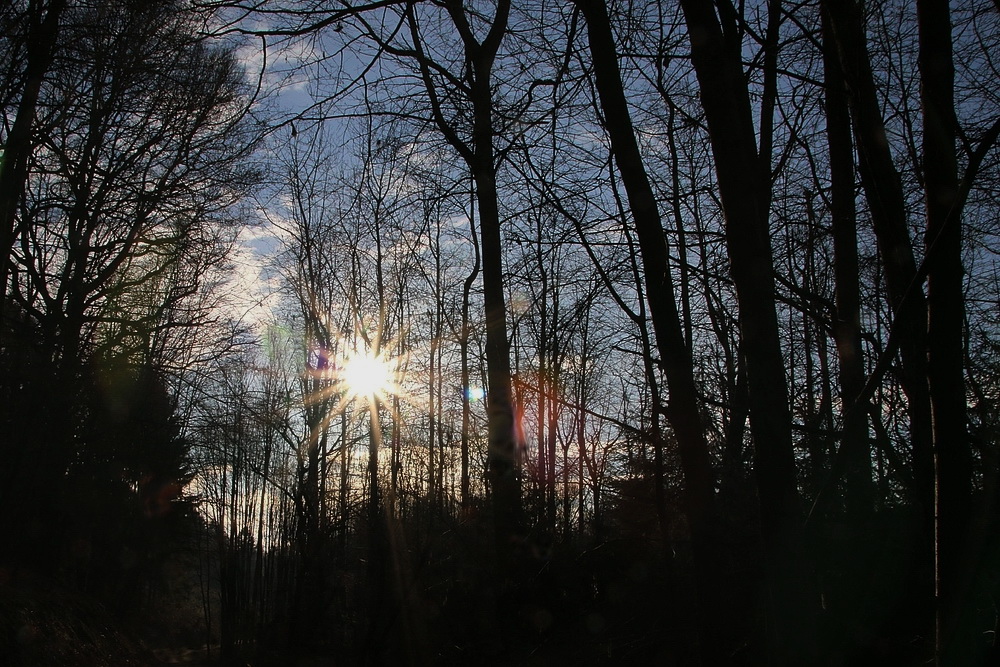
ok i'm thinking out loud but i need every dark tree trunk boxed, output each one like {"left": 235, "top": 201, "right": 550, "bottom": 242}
{"left": 409, "top": 0, "right": 522, "bottom": 564}
{"left": 429, "top": 315, "right": 437, "bottom": 509}
{"left": 291, "top": 404, "right": 326, "bottom": 650}
{"left": 817, "top": 13, "right": 885, "bottom": 655}
{"left": 822, "top": 7, "right": 874, "bottom": 518}
{"left": 474, "top": 153, "right": 522, "bottom": 562}
{"left": 536, "top": 247, "right": 549, "bottom": 528}
{"left": 450, "top": 0, "right": 524, "bottom": 566}
{"left": 916, "top": 1, "right": 973, "bottom": 662}
{"left": 676, "top": 0, "right": 818, "bottom": 662}
{"left": 823, "top": 0, "right": 935, "bottom": 528}
{"left": 572, "top": 0, "right": 725, "bottom": 657}
{"left": 823, "top": 2, "right": 946, "bottom": 655}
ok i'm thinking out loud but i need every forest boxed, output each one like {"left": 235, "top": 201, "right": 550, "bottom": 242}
{"left": 1, "top": 0, "right": 998, "bottom": 665}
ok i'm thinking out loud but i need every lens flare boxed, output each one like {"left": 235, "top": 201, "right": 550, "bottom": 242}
{"left": 342, "top": 351, "right": 392, "bottom": 400}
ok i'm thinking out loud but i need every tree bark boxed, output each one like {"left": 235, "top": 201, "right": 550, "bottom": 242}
{"left": 452, "top": 0, "right": 523, "bottom": 564}
{"left": 460, "top": 192, "right": 480, "bottom": 509}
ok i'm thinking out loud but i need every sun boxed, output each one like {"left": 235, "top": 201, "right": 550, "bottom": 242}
{"left": 341, "top": 349, "right": 395, "bottom": 401}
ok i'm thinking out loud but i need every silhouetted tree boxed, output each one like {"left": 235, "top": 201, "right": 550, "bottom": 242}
{"left": 676, "top": 0, "right": 819, "bottom": 662}
{"left": 0, "top": 0, "right": 258, "bottom": 622}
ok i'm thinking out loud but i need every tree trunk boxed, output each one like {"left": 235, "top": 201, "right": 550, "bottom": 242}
{"left": 572, "top": 0, "right": 726, "bottom": 656}
{"left": 823, "top": 0, "right": 934, "bottom": 526}
{"left": 822, "top": 7, "right": 874, "bottom": 517}
{"left": 416, "top": 0, "right": 522, "bottom": 564}
{"left": 475, "top": 152, "right": 522, "bottom": 560}
{"left": 460, "top": 217, "right": 479, "bottom": 508}
{"left": 459, "top": 3, "right": 524, "bottom": 566}
{"left": 676, "top": 0, "right": 818, "bottom": 661}
{"left": 916, "top": 1, "right": 973, "bottom": 662}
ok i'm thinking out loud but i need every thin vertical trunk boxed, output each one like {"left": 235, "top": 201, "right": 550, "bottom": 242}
{"left": 823, "top": 0, "right": 934, "bottom": 526}
{"left": 802, "top": 288, "right": 823, "bottom": 494}
{"left": 429, "top": 312, "right": 437, "bottom": 509}
{"left": 391, "top": 391, "right": 401, "bottom": 515}
{"left": 547, "top": 350, "right": 559, "bottom": 533}
{"left": 822, "top": 6, "right": 874, "bottom": 517}
{"left": 435, "top": 321, "right": 445, "bottom": 512}
{"left": 916, "top": 2, "right": 972, "bottom": 663}
{"left": 577, "top": 312, "right": 591, "bottom": 535}
{"left": 460, "top": 204, "right": 480, "bottom": 508}
{"left": 537, "top": 253, "right": 548, "bottom": 525}
{"left": 363, "top": 395, "right": 386, "bottom": 661}
{"left": 254, "top": 434, "right": 273, "bottom": 632}
{"left": 391, "top": 301, "right": 403, "bottom": 514}
{"left": 816, "top": 331, "right": 835, "bottom": 484}
{"left": 545, "top": 284, "right": 559, "bottom": 531}
{"left": 368, "top": 398, "right": 382, "bottom": 532}
{"left": 561, "top": 437, "right": 570, "bottom": 535}
{"left": 666, "top": 105, "right": 693, "bottom": 350}
{"left": 339, "top": 410, "right": 349, "bottom": 556}
{"left": 415, "top": 0, "right": 521, "bottom": 560}
{"left": 721, "top": 354, "right": 749, "bottom": 511}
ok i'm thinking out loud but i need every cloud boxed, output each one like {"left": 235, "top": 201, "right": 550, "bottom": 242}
{"left": 234, "top": 31, "right": 319, "bottom": 99}
{"left": 219, "top": 220, "right": 286, "bottom": 334}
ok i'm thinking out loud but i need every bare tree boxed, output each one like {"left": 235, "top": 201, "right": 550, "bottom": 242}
{"left": 0, "top": 0, "right": 66, "bottom": 330}
{"left": 675, "top": 0, "right": 819, "bottom": 661}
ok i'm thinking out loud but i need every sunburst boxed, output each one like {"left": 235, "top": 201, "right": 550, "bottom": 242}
{"left": 339, "top": 347, "right": 403, "bottom": 405}
{"left": 303, "top": 331, "right": 409, "bottom": 421}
